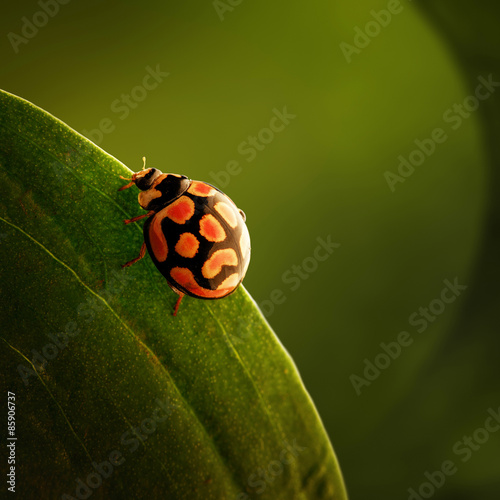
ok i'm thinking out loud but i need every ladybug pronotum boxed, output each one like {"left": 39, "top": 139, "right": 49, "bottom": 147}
{"left": 119, "top": 159, "right": 251, "bottom": 316}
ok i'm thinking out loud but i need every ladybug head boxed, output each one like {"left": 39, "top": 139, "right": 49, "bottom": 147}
{"left": 119, "top": 159, "right": 191, "bottom": 210}
{"left": 131, "top": 168, "right": 162, "bottom": 191}
{"left": 118, "top": 159, "right": 162, "bottom": 192}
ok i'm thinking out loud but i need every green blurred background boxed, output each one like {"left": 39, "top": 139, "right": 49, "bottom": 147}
{"left": 1, "top": 1, "right": 499, "bottom": 498}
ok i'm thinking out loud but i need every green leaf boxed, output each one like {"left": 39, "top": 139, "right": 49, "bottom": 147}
{"left": 0, "top": 89, "right": 347, "bottom": 500}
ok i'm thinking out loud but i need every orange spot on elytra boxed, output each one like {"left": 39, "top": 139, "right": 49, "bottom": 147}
{"left": 239, "top": 227, "right": 250, "bottom": 261}
{"left": 170, "top": 267, "right": 240, "bottom": 298}
{"left": 199, "top": 214, "right": 225, "bottom": 242}
{"left": 214, "top": 202, "right": 238, "bottom": 228}
{"left": 202, "top": 248, "right": 238, "bottom": 279}
{"left": 149, "top": 214, "right": 168, "bottom": 262}
{"left": 188, "top": 181, "right": 214, "bottom": 197}
{"left": 175, "top": 233, "right": 200, "bottom": 258}
{"left": 217, "top": 273, "right": 240, "bottom": 294}
{"left": 170, "top": 267, "right": 196, "bottom": 292}
{"left": 165, "top": 196, "right": 195, "bottom": 224}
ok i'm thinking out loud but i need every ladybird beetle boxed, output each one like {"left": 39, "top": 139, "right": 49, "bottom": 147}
{"left": 119, "top": 159, "right": 251, "bottom": 316}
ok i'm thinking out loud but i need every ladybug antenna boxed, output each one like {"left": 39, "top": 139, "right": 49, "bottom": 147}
{"left": 142, "top": 156, "right": 147, "bottom": 170}
{"left": 118, "top": 170, "right": 136, "bottom": 191}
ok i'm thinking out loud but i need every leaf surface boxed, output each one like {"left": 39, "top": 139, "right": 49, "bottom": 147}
{"left": 0, "top": 89, "right": 347, "bottom": 500}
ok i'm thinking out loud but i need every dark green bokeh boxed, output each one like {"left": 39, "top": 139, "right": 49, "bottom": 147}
{"left": 1, "top": 1, "right": 498, "bottom": 498}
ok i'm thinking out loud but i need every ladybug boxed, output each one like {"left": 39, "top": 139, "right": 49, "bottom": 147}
{"left": 119, "top": 159, "right": 251, "bottom": 316}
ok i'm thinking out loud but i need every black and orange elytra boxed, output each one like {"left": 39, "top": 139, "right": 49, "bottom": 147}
{"left": 119, "top": 160, "right": 251, "bottom": 316}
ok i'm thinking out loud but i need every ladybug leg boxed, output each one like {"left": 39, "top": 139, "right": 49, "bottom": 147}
{"left": 124, "top": 210, "right": 155, "bottom": 225}
{"left": 173, "top": 292, "right": 184, "bottom": 317}
{"left": 122, "top": 242, "right": 147, "bottom": 268}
